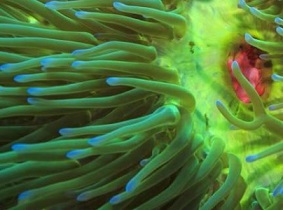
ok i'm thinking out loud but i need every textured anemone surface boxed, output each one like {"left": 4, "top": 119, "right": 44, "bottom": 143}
{"left": 0, "top": 0, "right": 282, "bottom": 209}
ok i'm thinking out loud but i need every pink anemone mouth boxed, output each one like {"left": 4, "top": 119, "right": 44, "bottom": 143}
{"left": 227, "top": 41, "right": 268, "bottom": 103}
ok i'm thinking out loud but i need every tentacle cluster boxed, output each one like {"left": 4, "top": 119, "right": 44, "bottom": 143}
{"left": 217, "top": 0, "right": 283, "bottom": 208}
{"left": 0, "top": 0, "right": 245, "bottom": 209}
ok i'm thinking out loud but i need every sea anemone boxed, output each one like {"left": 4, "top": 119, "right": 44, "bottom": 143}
{"left": 0, "top": 0, "right": 282, "bottom": 209}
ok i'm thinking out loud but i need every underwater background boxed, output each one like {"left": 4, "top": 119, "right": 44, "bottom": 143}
{"left": 0, "top": 0, "right": 282, "bottom": 209}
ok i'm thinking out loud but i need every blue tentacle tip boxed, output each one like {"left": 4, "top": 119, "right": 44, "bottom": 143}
{"left": 139, "top": 159, "right": 149, "bottom": 167}
{"left": 245, "top": 33, "right": 253, "bottom": 43}
{"left": 106, "top": 77, "right": 120, "bottom": 86}
{"left": 275, "top": 17, "right": 283, "bottom": 24}
{"left": 12, "top": 144, "right": 28, "bottom": 151}
{"left": 71, "top": 61, "right": 83, "bottom": 68}
{"left": 41, "top": 58, "right": 53, "bottom": 67}
{"left": 259, "top": 54, "right": 269, "bottom": 60}
{"left": 88, "top": 136, "right": 103, "bottom": 146}
{"left": 272, "top": 180, "right": 283, "bottom": 197}
{"left": 272, "top": 187, "right": 282, "bottom": 197}
{"left": 27, "top": 97, "right": 36, "bottom": 104}
{"left": 18, "top": 191, "right": 32, "bottom": 200}
{"left": 72, "top": 49, "right": 84, "bottom": 56}
{"left": 14, "top": 75, "right": 28, "bottom": 82}
{"left": 66, "top": 149, "right": 84, "bottom": 159}
{"left": 27, "top": 98, "right": 42, "bottom": 105}
{"left": 113, "top": 2, "right": 125, "bottom": 9}
{"left": 232, "top": 60, "right": 240, "bottom": 70}
{"left": 215, "top": 100, "right": 221, "bottom": 106}
{"left": 59, "top": 128, "right": 72, "bottom": 136}
{"left": 271, "top": 74, "right": 282, "bottom": 82}
{"left": 0, "top": 63, "right": 11, "bottom": 71}
{"left": 246, "top": 155, "right": 258, "bottom": 162}
{"left": 75, "top": 11, "right": 87, "bottom": 18}
{"left": 77, "top": 193, "right": 89, "bottom": 201}
{"left": 276, "top": 26, "right": 283, "bottom": 34}
{"left": 126, "top": 180, "right": 136, "bottom": 192}
{"left": 215, "top": 100, "right": 224, "bottom": 108}
{"left": 27, "top": 87, "right": 42, "bottom": 96}
{"left": 45, "top": 2, "right": 58, "bottom": 10}
{"left": 238, "top": 0, "right": 246, "bottom": 8}
{"left": 109, "top": 195, "right": 122, "bottom": 204}
{"left": 268, "top": 105, "right": 276, "bottom": 111}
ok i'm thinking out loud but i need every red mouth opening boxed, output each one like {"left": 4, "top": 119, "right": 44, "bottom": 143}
{"left": 227, "top": 42, "right": 267, "bottom": 103}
